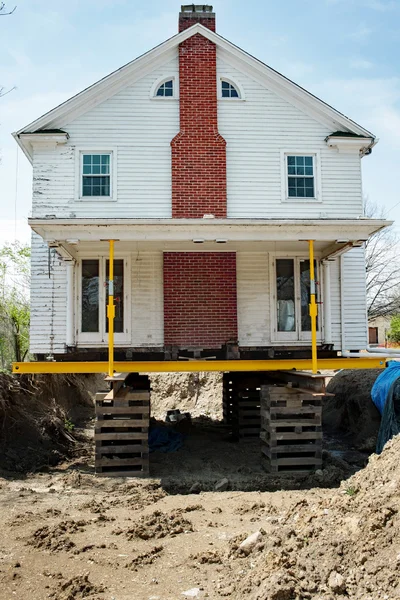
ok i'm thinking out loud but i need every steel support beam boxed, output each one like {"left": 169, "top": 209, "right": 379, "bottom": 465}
{"left": 12, "top": 358, "right": 386, "bottom": 374}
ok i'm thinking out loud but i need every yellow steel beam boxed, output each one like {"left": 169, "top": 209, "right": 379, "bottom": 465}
{"left": 12, "top": 357, "right": 386, "bottom": 374}
{"left": 309, "top": 240, "right": 318, "bottom": 374}
{"left": 107, "top": 240, "right": 115, "bottom": 377}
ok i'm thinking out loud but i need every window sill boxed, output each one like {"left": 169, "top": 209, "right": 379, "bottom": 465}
{"left": 150, "top": 97, "right": 179, "bottom": 101}
{"left": 281, "top": 198, "right": 322, "bottom": 203}
{"left": 218, "top": 98, "right": 245, "bottom": 102}
{"left": 78, "top": 197, "right": 117, "bottom": 202}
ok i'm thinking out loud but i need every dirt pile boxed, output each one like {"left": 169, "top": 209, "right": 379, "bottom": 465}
{"left": 149, "top": 372, "right": 222, "bottom": 419}
{"left": 325, "top": 369, "right": 382, "bottom": 450}
{"left": 0, "top": 372, "right": 97, "bottom": 473}
{"left": 228, "top": 434, "right": 400, "bottom": 599}
{"left": 116, "top": 509, "right": 194, "bottom": 540}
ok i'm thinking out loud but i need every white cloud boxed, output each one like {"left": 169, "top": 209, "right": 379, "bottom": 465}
{"left": 349, "top": 23, "right": 373, "bottom": 41}
{"left": 367, "top": 0, "right": 398, "bottom": 11}
{"left": 350, "top": 58, "right": 374, "bottom": 70}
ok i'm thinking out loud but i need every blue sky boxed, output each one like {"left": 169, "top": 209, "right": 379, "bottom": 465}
{"left": 0, "top": 0, "right": 399, "bottom": 244}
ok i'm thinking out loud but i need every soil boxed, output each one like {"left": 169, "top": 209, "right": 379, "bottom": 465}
{"left": 2, "top": 368, "right": 397, "bottom": 600}
{"left": 325, "top": 369, "right": 382, "bottom": 451}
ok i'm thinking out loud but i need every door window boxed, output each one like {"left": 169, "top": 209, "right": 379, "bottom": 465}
{"left": 81, "top": 260, "right": 99, "bottom": 332}
{"left": 276, "top": 259, "right": 296, "bottom": 332}
{"left": 274, "top": 257, "right": 320, "bottom": 341}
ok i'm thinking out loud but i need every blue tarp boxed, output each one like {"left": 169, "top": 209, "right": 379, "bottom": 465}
{"left": 371, "top": 361, "right": 400, "bottom": 414}
{"left": 371, "top": 361, "right": 400, "bottom": 454}
{"left": 148, "top": 426, "right": 184, "bottom": 453}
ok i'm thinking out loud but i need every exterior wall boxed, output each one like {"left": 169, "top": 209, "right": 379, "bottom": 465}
{"left": 163, "top": 252, "right": 237, "bottom": 347}
{"left": 237, "top": 252, "right": 270, "bottom": 346}
{"left": 30, "top": 233, "right": 67, "bottom": 354}
{"left": 368, "top": 315, "right": 390, "bottom": 345}
{"left": 341, "top": 247, "right": 368, "bottom": 350}
{"left": 30, "top": 47, "right": 364, "bottom": 221}
{"left": 30, "top": 240, "right": 368, "bottom": 354}
{"left": 31, "top": 54, "right": 179, "bottom": 219}
{"left": 171, "top": 34, "right": 226, "bottom": 218}
{"left": 217, "top": 51, "right": 364, "bottom": 219}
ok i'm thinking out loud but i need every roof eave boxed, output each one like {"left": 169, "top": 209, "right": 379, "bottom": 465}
{"left": 14, "top": 23, "right": 375, "bottom": 140}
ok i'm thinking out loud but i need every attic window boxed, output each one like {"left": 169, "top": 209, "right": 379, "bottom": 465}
{"left": 156, "top": 79, "right": 174, "bottom": 97}
{"left": 221, "top": 80, "right": 240, "bottom": 98}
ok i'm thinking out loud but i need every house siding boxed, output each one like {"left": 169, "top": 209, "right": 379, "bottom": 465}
{"left": 341, "top": 247, "right": 368, "bottom": 350}
{"left": 30, "top": 233, "right": 67, "bottom": 354}
{"left": 31, "top": 54, "right": 180, "bottom": 219}
{"left": 217, "top": 51, "right": 364, "bottom": 219}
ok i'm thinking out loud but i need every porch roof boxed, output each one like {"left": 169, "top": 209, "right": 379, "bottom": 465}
{"left": 29, "top": 217, "right": 390, "bottom": 260}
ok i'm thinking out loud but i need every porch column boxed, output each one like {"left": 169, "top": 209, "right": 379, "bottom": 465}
{"left": 308, "top": 240, "right": 318, "bottom": 373}
{"left": 66, "top": 260, "right": 75, "bottom": 347}
{"left": 322, "top": 261, "right": 332, "bottom": 345}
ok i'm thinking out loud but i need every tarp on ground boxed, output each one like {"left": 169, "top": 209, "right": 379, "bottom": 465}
{"left": 371, "top": 361, "right": 400, "bottom": 454}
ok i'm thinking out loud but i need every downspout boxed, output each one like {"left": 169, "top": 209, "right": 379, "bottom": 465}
{"left": 66, "top": 261, "right": 75, "bottom": 347}
{"left": 322, "top": 261, "right": 332, "bottom": 345}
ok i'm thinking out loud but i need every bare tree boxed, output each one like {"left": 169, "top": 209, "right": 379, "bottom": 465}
{"left": 365, "top": 199, "right": 400, "bottom": 319}
{"left": 0, "top": 2, "right": 16, "bottom": 15}
{"left": 0, "top": 4, "right": 16, "bottom": 99}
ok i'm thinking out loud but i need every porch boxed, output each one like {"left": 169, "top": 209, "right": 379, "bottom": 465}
{"left": 28, "top": 217, "right": 387, "bottom": 361}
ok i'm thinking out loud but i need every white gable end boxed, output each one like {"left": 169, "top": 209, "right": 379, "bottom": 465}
{"left": 217, "top": 52, "right": 363, "bottom": 219}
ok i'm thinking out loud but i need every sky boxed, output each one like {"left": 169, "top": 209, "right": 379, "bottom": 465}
{"left": 0, "top": 0, "right": 399, "bottom": 246}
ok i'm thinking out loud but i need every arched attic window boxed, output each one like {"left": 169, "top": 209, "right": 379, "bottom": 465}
{"left": 221, "top": 79, "right": 240, "bottom": 98}
{"left": 155, "top": 79, "right": 174, "bottom": 97}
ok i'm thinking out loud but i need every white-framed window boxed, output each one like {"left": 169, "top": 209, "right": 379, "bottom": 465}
{"left": 221, "top": 80, "right": 239, "bottom": 98}
{"left": 150, "top": 76, "right": 178, "bottom": 99}
{"left": 77, "top": 150, "right": 116, "bottom": 201}
{"left": 270, "top": 254, "right": 323, "bottom": 344}
{"left": 219, "top": 77, "right": 243, "bottom": 100}
{"left": 281, "top": 152, "right": 321, "bottom": 202}
{"left": 77, "top": 256, "right": 131, "bottom": 344}
{"left": 156, "top": 79, "right": 174, "bottom": 97}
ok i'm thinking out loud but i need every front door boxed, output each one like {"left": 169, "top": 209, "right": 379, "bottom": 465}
{"left": 273, "top": 257, "right": 320, "bottom": 343}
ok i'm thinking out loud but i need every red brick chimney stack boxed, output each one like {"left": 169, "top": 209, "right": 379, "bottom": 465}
{"left": 171, "top": 5, "right": 227, "bottom": 218}
{"left": 178, "top": 4, "right": 216, "bottom": 32}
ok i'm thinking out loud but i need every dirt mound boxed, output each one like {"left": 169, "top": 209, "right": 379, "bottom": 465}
{"left": 228, "top": 434, "right": 400, "bottom": 599}
{"left": 149, "top": 372, "right": 222, "bottom": 419}
{"left": 0, "top": 372, "right": 97, "bottom": 473}
{"left": 28, "top": 519, "right": 88, "bottom": 553}
{"left": 49, "top": 573, "right": 105, "bottom": 599}
{"left": 116, "top": 509, "right": 194, "bottom": 540}
{"left": 324, "top": 369, "right": 382, "bottom": 450}
{"left": 125, "top": 545, "right": 164, "bottom": 570}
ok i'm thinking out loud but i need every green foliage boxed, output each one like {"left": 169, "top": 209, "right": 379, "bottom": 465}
{"left": 64, "top": 418, "right": 75, "bottom": 432}
{"left": 0, "top": 242, "right": 31, "bottom": 370}
{"left": 388, "top": 315, "right": 400, "bottom": 345}
{"left": 345, "top": 486, "right": 358, "bottom": 497}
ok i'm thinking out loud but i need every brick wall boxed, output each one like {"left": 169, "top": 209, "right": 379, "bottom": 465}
{"left": 179, "top": 15, "right": 216, "bottom": 32}
{"left": 171, "top": 32, "right": 227, "bottom": 218}
{"left": 163, "top": 253, "right": 238, "bottom": 347}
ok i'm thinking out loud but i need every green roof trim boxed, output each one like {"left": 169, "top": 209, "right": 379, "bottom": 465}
{"left": 328, "top": 131, "right": 372, "bottom": 139}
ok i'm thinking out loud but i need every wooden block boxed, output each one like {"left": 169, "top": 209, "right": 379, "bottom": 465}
{"left": 95, "top": 456, "right": 148, "bottom": 467}
{"left": 95, "top": 419, "right": 149, "bottom": 428}
{"left": 95, "top": 444, "right": 149, "bottom": 454}
{"left": 95, "top": 432, "right": 148, "bottom": 441}
{"left": 96, "top": 469, "right": 149, "bottom": 478}
{"left": 95, "top": 406, "right": 150, "bottom": 416}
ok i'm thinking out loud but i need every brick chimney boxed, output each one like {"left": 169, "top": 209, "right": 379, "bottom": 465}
{"left": 179, "top": 4, "right": 216, "bottom": 32}
{"left": 172, "top": 5, "right": 227, "bottom": 218}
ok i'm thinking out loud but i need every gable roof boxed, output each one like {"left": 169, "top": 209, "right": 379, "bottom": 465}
{"left": 13, "top": 23, "right": 375, "bottom": 161}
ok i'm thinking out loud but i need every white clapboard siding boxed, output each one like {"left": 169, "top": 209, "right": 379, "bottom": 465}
{"left": 32, "top": 54, "right": 179, "bottom": 219}
{"left": 329, "top": 258, "right": 342, "bottom": 349}
{"left": 131, "top": 251, "right": 164, "bottom": 346}
{"left": 237, "top": 252, "right": 270, "bottom": 345}
{"left": 217, "top": 51, "right": 364, "bottom": 219}
{"left": 341, "top": 247, "right": 368, "bottom": 350}
{"left": 30, "top": 233, "right": 67, "bottom": 354}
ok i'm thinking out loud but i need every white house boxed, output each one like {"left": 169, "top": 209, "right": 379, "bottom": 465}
{"left": 14, "top": 5, "right": 389, "bottom": 362}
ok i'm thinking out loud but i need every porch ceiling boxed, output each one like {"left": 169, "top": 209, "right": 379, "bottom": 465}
{"left": 29, "top": 217, "right": 390, "bottom": 260}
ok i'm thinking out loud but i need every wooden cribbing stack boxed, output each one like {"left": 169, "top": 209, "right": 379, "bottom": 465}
{"left": 95, "top": 373, "right": 150, "bottom": 477}
{"left": 260, "top": 384, "right": 323, "bottom": 475}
